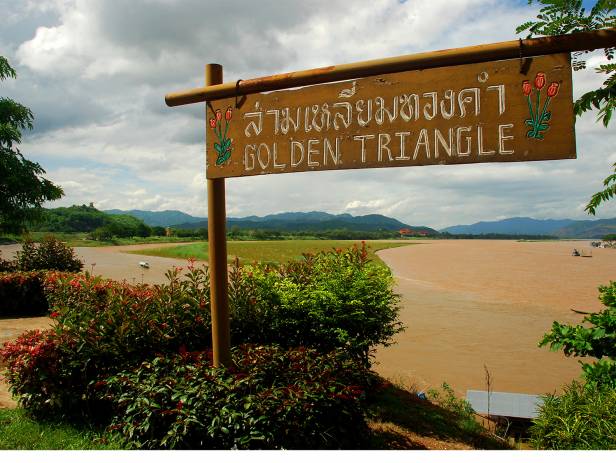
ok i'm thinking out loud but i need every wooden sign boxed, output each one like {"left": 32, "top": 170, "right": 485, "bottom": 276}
{"left": 206, "top": 53, "right": 575, "bottom": 179}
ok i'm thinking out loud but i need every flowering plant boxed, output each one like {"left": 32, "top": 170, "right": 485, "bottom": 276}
{"left": 209, "top": 107, "right": 233, "bottom": 165}
{"left": 523, "top": 72, "right": 560, "bottom": 140}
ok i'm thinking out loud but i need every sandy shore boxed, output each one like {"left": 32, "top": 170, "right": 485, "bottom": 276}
{"left": 373, "top": 239, "right": 615, "bottom": 396}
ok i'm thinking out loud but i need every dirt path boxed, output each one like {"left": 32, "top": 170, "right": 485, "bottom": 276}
{"left": 373, "top": 240, "right": 615, "bottom": 397}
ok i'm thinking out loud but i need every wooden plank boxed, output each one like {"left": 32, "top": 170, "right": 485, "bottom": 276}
{"left": 206, "top": 53, "right": 575, "bottom": 179}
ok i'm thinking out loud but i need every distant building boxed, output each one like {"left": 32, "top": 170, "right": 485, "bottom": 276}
{"left": 165, "top": 227, "right": 173, "bottom": 237}
{"left": 399, "top": 228, "right": 430, "bottom": 237}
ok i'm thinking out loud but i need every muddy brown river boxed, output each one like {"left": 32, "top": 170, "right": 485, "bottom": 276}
{"left": 1, "top": 239, "right": 614, "bottom": 407}
{"left": 374, "top": 239, "right": 615, "bottom": 396}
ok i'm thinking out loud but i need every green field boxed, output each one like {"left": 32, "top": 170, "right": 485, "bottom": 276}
{"left": 129, "top": 240, "right": 413, "bottom": 265}
{"left": 0, "top": 232, "right": 205, "bottom": 247}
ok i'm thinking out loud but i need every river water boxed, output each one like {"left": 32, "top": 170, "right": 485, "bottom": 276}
{"left": 373, "top": 239, "right": 615, "bottom": 396}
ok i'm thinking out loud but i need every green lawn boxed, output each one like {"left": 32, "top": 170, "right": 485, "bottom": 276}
{"left": 0, "top": 408, "right": 122, "bottom": 450}
{"left": 128, "top": 239, "right": 413, "bottom": 265}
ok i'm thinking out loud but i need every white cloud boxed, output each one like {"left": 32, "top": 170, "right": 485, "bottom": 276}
{"left": 3, "top": 0, "right": 616, "bottom": 229}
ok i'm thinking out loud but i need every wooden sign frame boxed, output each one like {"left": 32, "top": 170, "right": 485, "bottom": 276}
{"left": 206, "top": 53, "right": 575, "bottom": 179}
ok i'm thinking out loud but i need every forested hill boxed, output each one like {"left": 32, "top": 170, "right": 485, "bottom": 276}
{"left": 29, "top": 205, "right": 152, "bottom": 238}
{"left": 104, "top": 209, "right": 437, "bottom": 234}
{"left": 175, "top": 211, "right": 437, "bottom": 233}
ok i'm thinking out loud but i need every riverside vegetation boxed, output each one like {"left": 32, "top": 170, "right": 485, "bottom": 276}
{"left": 1, "top": 243, "right": 396, "bottom": 448}
{"left": 0, "top": 240, "right": 508, "bottom": 449}
{"left": 530, "top": 281, "right": 616, "bottom": 449}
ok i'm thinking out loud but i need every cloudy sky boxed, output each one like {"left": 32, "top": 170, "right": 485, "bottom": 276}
{"left": 2, "top": 0, "right": 614, "bottom": 229}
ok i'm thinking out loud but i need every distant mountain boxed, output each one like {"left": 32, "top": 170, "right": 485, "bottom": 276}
{"left": 104, "top": 209, "right": 206, "bottom": 227}
{"left": 552, "top": 217, "right": 616, "bottom": 239}
{"left": 441, "top": 216, "right": 616, "bottom": 238}
{"left": 172, "top": 211, "right": 437, "bottom": 234}
{"left": 441, "top": 217, "right": 576, "bottom": 235}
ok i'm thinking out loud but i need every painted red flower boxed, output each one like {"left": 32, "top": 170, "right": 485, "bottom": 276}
{"left": 547, "top": 81, "right": 560, "bottom": 98}
{"left": 225, "top": 107, "right": 232, "bottom": 121}
{"left": 534, "top": 72, "right": 546, "bottom": 90}
{"left": 522, "top": 80, "right": 532, "bottom": 96}
{"left": 215, "top": 109, "right": 222, "bottom": 121}
{"left": 209, "top": 118, "right": 216, "bottom": 128}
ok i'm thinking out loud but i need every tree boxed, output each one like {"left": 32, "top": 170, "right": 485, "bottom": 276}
{"left": 517, "top": 1, "right": 616, "bottom": 214}
{"left": 0, "top": 56, "right": 63, "bottom": 233}
{"left": 539, "top": 282, "right": 616, "bottom": 387}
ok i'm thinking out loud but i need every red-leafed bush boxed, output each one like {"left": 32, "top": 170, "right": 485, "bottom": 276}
{"left": 1, "top": 266, "right": 212, "bottom": 418}
{"left": 104, "top": 345, "right": 372, "bottom": 449}
{"left": 1, "top": 330, "right": 65, "bottom": 414}
{"left": 0, "top": 271, "right": 49, "bottom": 317}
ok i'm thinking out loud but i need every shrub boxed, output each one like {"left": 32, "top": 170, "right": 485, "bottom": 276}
{"left": 530, "top": 381, "right": 616, "bottom": 449}
{"left": 104, "top": 345, "right": 371, "bottom": 449}
{"left": 2, "top": 245, "right": 401, "bottom": 431}
{"left": 0, "top": 265, "right": 211, "bottom": 418}
{"left": 0, "top": 251, "right": 17, "bottom": 272}
{"left": 229, "top": 243, "right": 402, "bottom": 364}
{"left": 1, "top": 330, "right": 69, "bottom": 415}
{"left": 14, "top": 235, "right": 83, "bottom": 272}
{"left": 0, "top": 271, "right": 49, "bottom": 317}
{"left": 427, "top": 383, "right": 484, "bottom": 436}
{"left": 539, "top": 281, "right": 616, "bottom": 387}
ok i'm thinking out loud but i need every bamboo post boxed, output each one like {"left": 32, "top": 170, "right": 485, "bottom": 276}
{"left": 206, "top": 63, "right": 231, "bottom": 368}
{"left": 166, "top": 28, "right": 616, "bottom": 106}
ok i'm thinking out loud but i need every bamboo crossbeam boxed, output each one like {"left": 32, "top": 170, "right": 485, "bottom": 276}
{"left": 165, "top": 28, "right": 616, "bottom": 107}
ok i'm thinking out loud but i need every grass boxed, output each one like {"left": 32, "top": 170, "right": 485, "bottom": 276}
{"left": 128, "top": 239, "right": 413, "bottom": 266}
{"left": 366, "top": 379, "right": 510, "bottom": 450}
{"left": 0, "top": 408, "right": 122, "bottom": 450}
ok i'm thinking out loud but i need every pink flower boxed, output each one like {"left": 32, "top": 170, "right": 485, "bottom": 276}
{"left": 215, "top": 110, "right": 222, "bottom": 121}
